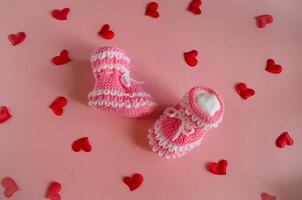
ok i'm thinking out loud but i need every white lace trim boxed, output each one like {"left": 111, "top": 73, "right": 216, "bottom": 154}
{"left": 92, "top": 64, "right": 129, "bottom": 76}
{"left": 88, "top": 99, "right": 156, "bottom": 109}
{"left": 148, "top": 116, "right": 203, "bottom": 153}
{"left": 91, "top": 51, "right": 130, "bottom": 63}
{"left": 180, "top": 94, "right": 223, "bottom": 130}
{"left": 147, "top": 132, "right": 186, "bottom": 159}
{"left": 147, "top": 132, "right": 202, "bottom": 159}
{"left": 88, "top": 89, "right": 151, "bottom": 98}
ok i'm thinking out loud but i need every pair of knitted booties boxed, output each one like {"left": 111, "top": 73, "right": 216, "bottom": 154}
{"left": 88, "top": 47, "right": 224, "bottom": 159}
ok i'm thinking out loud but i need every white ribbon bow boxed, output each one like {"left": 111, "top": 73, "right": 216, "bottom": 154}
{"left": 120, "top": 72, "right": 144, "bottom": 88}
{"left": 164, "top": 107, "right": 195, "bottom": 141}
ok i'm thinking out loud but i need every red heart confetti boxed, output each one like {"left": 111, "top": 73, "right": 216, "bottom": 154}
{"left": 207, "top": 159, "right": 228, "bottom": 175}
{"left": 1, "top": 177, "right": 18, "bottom": 198}
{"left": 52, "top": 8, "right": 70, "bottom": 20}
{"left": 188, "top": 0, "right": 202, "bottom": 15}
{"left": 98, "top": 24, "right": 115, "bottom": 40}
{"left": 45, "top": 181, "right": 61, "bottom": 200}
{"left": 145, "top": 2, "right": 159, "bottom": 18}
{"left": 261, "top": 192, "right": 277, "bottom": 200}
{"left": 49, "top": 97, "right": 68, "bottom": 116}
{"left": 184, "top": 50, "right": 198, "bottom": 67}
{"left": 256, "top": 15, "right": 273, "bottom": 28}
{"left": 0, "top": 106, "right": 12, "bottom": 124}
{"left": 72, "top": 137, "right": 92, "bottom": 152}
{"left": 52, "top": 50, "right": 70, "bottom": 65}
{"left": 276, "top": 132, "right": 294, "bottom": 148}
{"left": 8, "top": 32, "right": 26, "bottom": 46}
{"left": 123, "top": 173, "right": 144, "bottom": 191}
{"left": 235, "top": 82, "right": 255, "bottom": 100}
{"left": 266, "top": 59, "right": 283, "bottom": 74}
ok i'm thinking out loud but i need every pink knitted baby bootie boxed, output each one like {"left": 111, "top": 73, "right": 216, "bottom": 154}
{"left": 148, "top": 86, "right": 224, "bottom": 159}
{"left": 88, "top": 47, "right": 157, "bottom": 118}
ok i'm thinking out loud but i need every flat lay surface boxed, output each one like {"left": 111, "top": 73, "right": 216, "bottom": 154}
{"left": 0, "top": 0, "right": 301, "bottom": 199}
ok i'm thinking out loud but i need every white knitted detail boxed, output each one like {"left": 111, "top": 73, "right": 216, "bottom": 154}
{"left": 148, "top": 116, "right": 203, "bottom": 153}
{"left": 92, "top": 64, "right": 129, "bottom": 76}
{"left": 180, "top": 94, "right": 223, "bottom": 130}
{"left": 147, "top": 132, "right": 185, "bottom": 159}
{"left": 88, "top": 99, "right": 156, "bottom": 109}
{"left": 147, "top": 131, "right": 201, "bottom": 159}
{"left": 91, "top": 51, "right": 130, "bottom": 63}
{"left": 88, "top": 89, "right": 151, "bottom": 98}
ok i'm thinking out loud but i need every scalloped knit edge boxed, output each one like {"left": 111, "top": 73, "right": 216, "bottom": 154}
{"left": 91, "top": 50, "right": 130, "bottom": 64}
{"left": 147, "top": 130, "right": 203, "bottom": 159}
{"left": 88, "top": 99, "right": 157, "bottom": 109}
{"left": 88, "top": 89, "right": 151, "bottom": 98}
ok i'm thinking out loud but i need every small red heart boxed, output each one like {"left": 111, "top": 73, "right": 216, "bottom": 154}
{"left": 123, "top": 173, "right": 144, "bottom": 191}
{"left": 0, "top": 106, "right": 12, "bottom": 124}
{"left": 45, "top": 181, "right": 61, "bottom": 200}
{"left": 145, "top": 2, "right": 159, "bottom": 18}
{"left": 49, "top": 97, "right": 68, "bottom": 116}
{"left": 52, "top": 50, "right": 70, "bottom": 65}
{"left": 1, "top": 177, "right": 18, "bottom": 198}
{"left": 8, "top": 32, "right": 26, "bottom": 46}
{"left": 98, "top": 24, "right": 115, "bottom": 40}
{"left": 207, "top": 160, "right": 228, "bottom": 175}
{"left": 261, "top": 192, "right": 277, "bottom": 200}
{"left": 72, "top": 137, "right": 92, "bottom": 152}
{"left": 266, "top": 59, "right": 283, "bottom": 74}
{"left": 256, "top": 15, "right": 273, "bottom": 28}
{"left": 184, "top": 50, "right": 198, "bottom": 67}
{"left": 52, "top": 8, "right": 70, "bottom": 20}
{"left": 276, "top": 132, "right": 294, "bottom": 148}
{"left": 188, "top": 0, "right": 202, "bottom": 15}
{"left": 235, "top": 82, "right": 255, "bottom": 100}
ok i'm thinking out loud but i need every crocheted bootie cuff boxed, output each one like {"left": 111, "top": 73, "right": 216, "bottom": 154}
{"left": 90, "top": 47, "right": 130, "bottom": 77}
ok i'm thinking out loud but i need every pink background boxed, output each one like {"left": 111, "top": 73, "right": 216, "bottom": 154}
{"left": 0, "top": 0, "right": 301, "bottom": 199}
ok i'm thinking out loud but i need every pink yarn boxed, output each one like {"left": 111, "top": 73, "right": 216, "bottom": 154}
{"left": 88, "top": 47, "right": 156, "bottom": 118}
{"left": 148, "top": 86, "right": 224, "bottom": 159}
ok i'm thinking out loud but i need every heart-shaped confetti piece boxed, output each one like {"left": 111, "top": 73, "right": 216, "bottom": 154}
{"left": 276, "top": 132, "right": 294, "bottom": 148}
{"left": 266, "top": 59, "right": 283, "bottom": 74}
{"left": 235, "top": 83, "right": 255, "bottom": 100}
{"left": 261, "top": 192, "right": 277, "bottom": 200}
{"left": 123, "top": 173, "right": 144, "bottom": 191}
{"left": 8, "top": 32, "right": 26, "bottom": 46}
{"left": 145, "top": 2, "right": 159, "bottom": 18}
{"left": 1, "top": 177, "right": 18, "bottom": 198}
{"left": 207, "top": 160, "right": 228, "bottom": 175}
{"left": 98, "top": 24, "right": 115, "bottom": 40}
{"left": 45, "top": 181, "right": 61, "bottom": 200}
{"left": 49, "top": 97, "right": 68, "bottom": 116}
{"left": 72, "top": 137, "right": 92, "bottom": 152}
{"left": 184, "top": 50, "right": 198, "bottom": 67}
{"left": 0, "top": 106, "right": 12, "bottom": 124}
{"left": 52, "top": 8, "right": 70, "bottom": 20}
{"left": 256, "top": 15, "right": 273, "bottom": 28}
{"left": 188, "top": 0, "right": 202, "bottom": 15}
{"left": 52, "top": 50, "right": 70, "bottom": 65}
